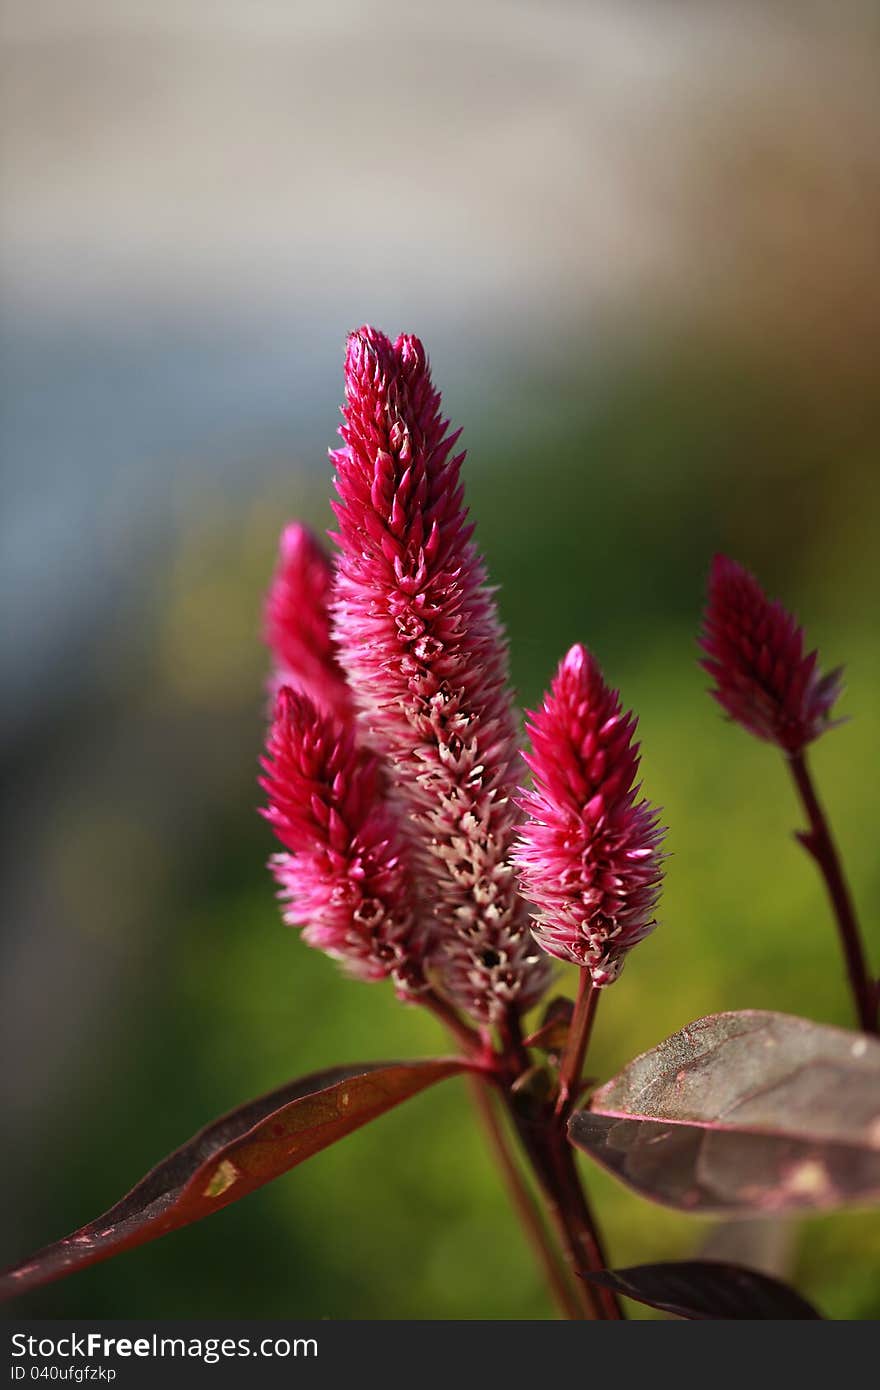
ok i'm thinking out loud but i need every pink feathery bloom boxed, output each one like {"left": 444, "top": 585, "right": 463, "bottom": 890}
{"left": 263, "top": 522, "right": 353, "bottom": 722}
{"left": 329, "top": 326, "right": 549, "bottom": 1023}
{"left": 514, "top": 644, "right": 665, "bottom": 987}
{"left": 260, "top": 686, "right": 423, "bottom": 995}
{"left": 700, "top": 554, "right": 844, "bottom": 754}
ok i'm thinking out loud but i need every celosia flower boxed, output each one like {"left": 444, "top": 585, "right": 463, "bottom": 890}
{"left": 329, "top": 326, "right": 549, "bottom": 1022}
{"left": 260, "top": 686, "right": 423, "bottom": 994}
{"left": 263, "top": 522, "right": 353, "bottom": 721}
{"left": 514, "top": 644, "right": 665, "bottom": 987}
{"left": 700, "top": 554, "right": 843, "bottom": 754}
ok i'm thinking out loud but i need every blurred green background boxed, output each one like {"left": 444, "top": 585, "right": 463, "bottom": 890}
{"left": 2, "top": 3, "right": 878, "bottom": 1320}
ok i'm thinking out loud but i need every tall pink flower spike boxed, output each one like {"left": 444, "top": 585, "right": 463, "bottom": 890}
{"left": 330, "top": 326, "right": 549, "bottom": 1022}
{"left": 515, "top": 644, "right": 665, "bottom": 987}
{"left": 263, "top": 521, "right": 354, "bottom": 722}
{"left": 260, "top": 687, "right": 424, "bottom": 995}
{"left": 700, "top": 554, "right": 843, "bottom": 754}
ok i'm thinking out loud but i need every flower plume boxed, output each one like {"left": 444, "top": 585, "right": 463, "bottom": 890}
{"left": 515, "top": 644, "right": 665, "bottom": 986}
{"left": 263, "top": 521, "right": 353, "bottom": 721}
{"left": 260, "top": 687, "right": 423, "bottom": 994}
{"left": 700, "top": 554, "right": 843, "bottom": 754}
{"left": 329, "top": 326, "right": 549, "bottom": 1022}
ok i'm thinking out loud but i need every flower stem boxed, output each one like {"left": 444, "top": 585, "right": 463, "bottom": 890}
{"left": 420, "top": 990, "right": 486, "bottom": 1058}
{"left": 788, "top": 750, "right": 877, "bottom": 1034}
{"left": 504, "top": 1103, "right": 604, "bottom": 1319}
{"left": 422, "top": 992, "right": 621, "bottom": 1318}
{"left": 423, "top": 991, "right": 582, "bottom": 1318}
{"left": 503, "top": 1005, "right": 622, "bottom": 1320}
{"left": 550, "top": 1136, "right": 622, "bottom": 1320}
{"left": 466, "top": 1076, "right": 583, "bottom": 1320}
{"left": 555, "top": 971, "right": 599, "bottom": 1117}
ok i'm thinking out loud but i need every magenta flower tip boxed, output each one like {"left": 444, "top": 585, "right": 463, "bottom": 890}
{"left": 515, "top": 644, "right": 665, "bottom": 987}
{"left": 263, "top": 521, "right": 353, "bottom": 722}
{"left": 260, "top": 685, "right": 424, "bottom": 994}
{"left": 329, "top": 324, "right": 550, "bottom": 1022}
{"left": 700, "top": 554, "right": 844, "bottom": 754}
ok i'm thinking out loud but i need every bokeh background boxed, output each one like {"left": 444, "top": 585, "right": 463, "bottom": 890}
{"left": 2, "top": 0, "right": 879, "bottom": 1320}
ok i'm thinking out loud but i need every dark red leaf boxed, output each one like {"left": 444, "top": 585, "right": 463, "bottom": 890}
{"left": 1, "top": 1058, "right": 466, "bottom": 1301}
{"left": 585, "top": 1261, "right": 821, "bottom": 1319}
{"left": 568, "top": 1010, "right": 880, "bottom": 1215}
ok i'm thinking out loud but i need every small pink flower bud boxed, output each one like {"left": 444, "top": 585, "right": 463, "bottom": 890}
{"left": 515, "top": 645, "right": 665, "bottom": 987}
{"left": 263, "top": 522, "right": 353, "bottom": 722}
{"left": 700, "top": 554, "right": 844, "bottom": 754}
{"left": 260, "top": 687, "right": 423, "bottom": 995}
{"left": 329, "top": 326, "right": 549, "bottom": 1022}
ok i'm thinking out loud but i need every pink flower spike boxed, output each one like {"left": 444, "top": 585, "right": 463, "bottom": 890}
{"left": 260, "top": 686, "right": 424, "bottom": 996}
{"left": 329, "top": 326, "right": 549, "bottom": 1023}
{"left": 263, "top": 522, "right": 353, "bottom": 721}
{"left": 515, "top": 644, "right": 665, "bottom": 987}
{"left": 700, "top": 554, "right": 844, "bottom": 754}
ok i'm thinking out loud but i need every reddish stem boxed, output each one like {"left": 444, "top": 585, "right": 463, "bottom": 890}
{"left": 466, "top": 1077, "right": 583, "bottom": 1320}
{"left": 503, "top": 1003, "right": 622, "bottom": 1320}
{"left": 424, "top": 993, "right": 583, "bottom": 1317}
{"left": 423, "top": 994, "right": 621, "bottom": 1318}
{"left": 504, "top": 1101, "right": 604, "bottom": 1319}
{"left": 551, "top": 1137, "right": 622, "bottom": 1320}
{"left": 421, "top": 990, "right": 487, "bottom": 1059}
{"left": 788, "top": 750, "right": 877, "bottom": 1034}
{"left": 555, "top": 971, "right": 599, "bottom": 1117}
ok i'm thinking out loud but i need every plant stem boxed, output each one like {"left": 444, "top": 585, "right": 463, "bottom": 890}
{"left": 504, "top": 1006, "right": 622, "bottom": 1320}
{"left": 420, "top": 990, "right": 486, "bottom": 1058}
{"left": 551, "top": 1136, "right": 622, "bottom": 1320}
{"left": 556, "top": 971, "right": 599, "bottom": 1117}
{"left": 505, "top": 1102, "right": 604, "bottom": 1319}
{"left": 466, "top": 1076, "right": 583, "bottom": 1320}
{"left": 423, "top": 992, "right": 582, "bottom": 1318}
{"left": 422, "top": 993, "right": 621, "bottom": 1318}
{"left": 788, "top": 750, "right": 877, "bottom": 1034}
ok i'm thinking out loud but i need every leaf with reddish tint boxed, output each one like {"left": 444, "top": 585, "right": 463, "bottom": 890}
{"left": 568, "top": 1010, "right": 880, "bottom": 1215}
{"left": 1, "top": 1058, "right": 466, "bottom": 1301}
{"left": 585, "top": 1261, "right": 821, "bottom": 1319}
